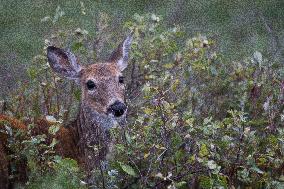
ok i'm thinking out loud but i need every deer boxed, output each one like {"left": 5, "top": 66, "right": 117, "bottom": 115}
{"left": 0, "top": 33, "right": 133, "bottom": 188}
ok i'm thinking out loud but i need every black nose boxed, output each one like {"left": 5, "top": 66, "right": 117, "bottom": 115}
{"left": 108, "top": 101, "right": 127, "bottom": 117}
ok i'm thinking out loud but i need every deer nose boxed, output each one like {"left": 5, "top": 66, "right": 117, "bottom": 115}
{"left": 108, "top": 101, "right": 127, "bottom": 117}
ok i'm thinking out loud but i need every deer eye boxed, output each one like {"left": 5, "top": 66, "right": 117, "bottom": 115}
{"left": 86, "top": 80, "right": 96, "bottom": 90}
{"left": 119, "top": 76, "right": 124, "bottom": 84}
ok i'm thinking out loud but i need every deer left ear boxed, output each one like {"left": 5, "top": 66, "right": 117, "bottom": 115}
{"left": 47, "top": 46, "right": 82, "bottom": 80}
{"left": 109, "top": 33, "right": 133, "bottom": 71}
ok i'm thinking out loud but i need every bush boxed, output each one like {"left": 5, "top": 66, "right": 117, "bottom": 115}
{"left": 3, "top": 13, "right": 284, "bottom": 188}
{"left": 26, "top": 157, "right": 86, "bottom": 189}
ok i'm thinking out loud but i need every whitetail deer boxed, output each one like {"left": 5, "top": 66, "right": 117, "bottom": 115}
{"left": 0, "top": 34, "right": 133, "bottom": 188}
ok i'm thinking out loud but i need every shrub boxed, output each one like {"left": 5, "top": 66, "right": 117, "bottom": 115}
{"left": 3, "top": 13, "right": 284, "bottom": 188}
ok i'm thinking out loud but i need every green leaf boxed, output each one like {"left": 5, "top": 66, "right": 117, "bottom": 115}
{"left": 73, "top": 89, "right": 81, "bottom": 101}
{"left": 207, "top": 160, "right": 217, "bottom": 170}
{"left": 199, "top": 143, "right": 209, "bottom": 157}
{"left": 125, "top": 132, "right": 132, "bottom": 144}
{"left": 250, "top": 166, "right": 264, "bottom": 174}
{"left": 49, "top": 138, "right": 58, "bottom": 148}
{"left": 199, "top": 176, "right": 213, "bottom": 189}
{"left": 175, "top": 181, "right": 187, "bottom": 189}
{"left": 118, "top": 162, "right": 137, "bottom": 177}
{"left": 48, "top": 123, "right": 60, "bottom": 135}
{"left": 72, "top": 42, "right": 83, "bottom": 51}
{"left": 163, "top": 63, "right": 174, "bottom": 69}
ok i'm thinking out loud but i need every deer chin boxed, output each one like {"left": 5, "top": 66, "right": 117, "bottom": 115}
{"left": 83, "top": 104, "right": 126, "bottom": 130}
{"left": 107, "top": 109, "right": 127, "bottom": 127}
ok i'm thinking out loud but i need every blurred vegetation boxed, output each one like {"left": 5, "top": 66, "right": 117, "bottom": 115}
{"left": 1, "top": 1, "right": 284, "bottom": 189}
{"left": 1, "top": 0, "right": 284, "bottom": 97}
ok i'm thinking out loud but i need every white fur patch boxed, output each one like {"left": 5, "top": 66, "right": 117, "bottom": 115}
{"left": 117, "top": 34, "right": 133, "bottom": 71}
{"left": 66, "top": 50, "right": 82, "bottom": 73}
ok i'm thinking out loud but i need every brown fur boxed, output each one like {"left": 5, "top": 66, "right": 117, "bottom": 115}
{"left": 0, "top": 115, "right": 83, "bottom": 188}
{"left": 31, "top": 118, "right": 81, "bottom": 162}
{"left": 0, "top": 111, "right": 116, "bottom": 187}
{"left": 80, "top": 63, "right": 124, "bottom": 114}
{"left": 0, "top": 115, "right": 27, "bottom": 188}
{"left": 0, "top": 141, "right": 9, "bottom": 189}
{"left": 0, "top": 34, "right": 133, "bottom": 188}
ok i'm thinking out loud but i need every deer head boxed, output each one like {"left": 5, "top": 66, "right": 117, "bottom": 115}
{"left": 47, "top": 34, "right": 133, "bottom": 128}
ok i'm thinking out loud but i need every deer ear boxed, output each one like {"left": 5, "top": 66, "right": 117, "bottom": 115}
{"left": 108, "top": 34, "right": 133, "bottom": 71}
{"left": 47, "top": 46, "right": 82, "bottom": 80}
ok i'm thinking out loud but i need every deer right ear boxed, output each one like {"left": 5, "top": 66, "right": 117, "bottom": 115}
{"left": 47, "top": 46, "right": 82, "bottom": 80}
{"left": 108, "top": 33, "right": 133, "bottom": 71}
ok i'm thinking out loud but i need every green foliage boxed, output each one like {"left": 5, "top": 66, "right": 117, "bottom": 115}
{"left": 26, "top": 158, "right": 86, "bottom": 189}
{"left": 2, "top": 11, "right": 284, "bottom": 189}
{"left": 118, "top": 162, "right": 137, "bottom": 177}
{"left": 107, "top": 14, "right": 284, "bottom": 188}
{"left": 1, "top": 119, "right": 85, "bottom": 189}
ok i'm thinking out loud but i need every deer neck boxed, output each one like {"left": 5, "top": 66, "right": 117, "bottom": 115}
{"left": 74, "top": 102, "right": 116, "bottom": 170}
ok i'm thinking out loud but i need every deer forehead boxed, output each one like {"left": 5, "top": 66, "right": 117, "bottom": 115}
{"left": 81, "top": 63, "right": 121, "bottom": 81}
